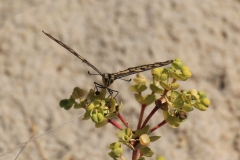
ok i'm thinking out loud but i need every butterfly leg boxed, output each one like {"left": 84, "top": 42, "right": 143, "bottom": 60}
{"left": 94, "top": 82, "right": 105, "bottom": 95}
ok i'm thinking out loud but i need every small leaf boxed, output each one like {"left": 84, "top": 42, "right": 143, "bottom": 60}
{"left": 130, "top": 84, "right": 147, "bottom": 92}
{"left": 59, "top": 99, "right": 69, "bottom": 108}
{"left": 133, "top": 77, "right": 147, "bottom": 84}
{"left": 135, "top": 125, "right": 151, "bottom": 137}
{"left": 64, "top": 97, "right": 75, "bottom": 110}
{"left": 149, "top": 136, "right": 161, "bottom": 142}
{"left": 85, "top": 89, "right": 95, "bottom": 100}
{"left": 163, "top": 111, "right": 180, "bottom": 128}
{"left": 82, "top": 111, "right": 91, "bottom": 120}
{"left": 150, "top": 84, "right": 163, "bottom": 94}
{"left": 139, "top": 147, "right": 154, "bottom": 157}
{"left": 134, "top": 94, "right": 144, "bottom": 104}
{"left": 172, "top": 95, "right": 184, "bottom": 109}
{"left": 141, "top": 94, "right": 157, "bottom": 105}
{"left": 95, "top": 118, "right": 108, "bottom": 128}
{"left": 159, "top": 81, "right": 171, "bottom": 90}
{"left": 99, "top": 89, "right": 107, "bottom": 99}
{"left": 72, "top": 87, "right": 84, "bottom": 99}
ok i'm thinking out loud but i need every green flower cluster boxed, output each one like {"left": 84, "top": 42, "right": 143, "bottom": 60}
{"left": 109, "top": 125, "right": 160, "bottom": 160}
{"left": 129, "top": 58, "right": 210, "bottom": 128}
{"left": 59, "top": 58, "right": 210, "bottom": 160}
{"left": 59, "top": 87, "right": 122, "bottom": 128}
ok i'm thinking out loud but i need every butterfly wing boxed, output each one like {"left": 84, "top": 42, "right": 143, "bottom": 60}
{"left": 112, "top": 60, "right": 173, "bottom": 80}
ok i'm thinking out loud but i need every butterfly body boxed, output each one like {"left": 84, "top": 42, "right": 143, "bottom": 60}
{"left": 42, "top": 30, "right": 173, "bottom": 97}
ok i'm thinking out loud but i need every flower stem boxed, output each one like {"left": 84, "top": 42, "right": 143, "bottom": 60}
{"left": 137, "top": 104, "right": 146, "bottom": 129}
{"left": 108, "top": 119, "right": 123, "bottom": 130}
{"left": 150, "top": 120, "right": 167, "bottom": 133}
{"left": 132, "top": 150, "right": 139, "bottom": 160}
{"left": 118, "top": 113, "right": 129, "bottom": 128}
{"left": 141, "top": 106, "right": 158, "bottom": 128}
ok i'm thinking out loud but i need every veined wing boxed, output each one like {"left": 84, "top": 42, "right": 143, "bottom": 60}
{"left": 112, "top": 60, "right": 173, "bottom": 80}
{"left": 42, "top": 31, "right": 103, "bottom": 76}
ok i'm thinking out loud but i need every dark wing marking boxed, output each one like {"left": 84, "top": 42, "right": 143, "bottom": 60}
{"left": 112, "top": 60, "right": 173, "bottom": 79}
{"left": 42, "top": 30, "right": 103, "bottom": 76}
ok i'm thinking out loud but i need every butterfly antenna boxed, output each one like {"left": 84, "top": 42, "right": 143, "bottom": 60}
{"left": 88, "top": 71, "right": 101, "bottom": 76}
{"left": 120, "top": 78, "right": 131, "bottom": 82}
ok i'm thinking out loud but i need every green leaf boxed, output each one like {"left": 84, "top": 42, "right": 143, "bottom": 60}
{"left": 150, "top": 84, "right": 163, "bottom": 94}
{"left": 99, "top": 89, "right": 107, "bottom": 99}
{"left": 163, "top": 111, "right": 180, "bottom": 128}
{"left": 134, "top": 94, "right": 144, "bottom": 104}
{"left": 135, "top": 125, "right": 150, "bottom": 137}
{"left": 59, "top": 99, "right": 69, "bottom": 108}
{"left": 159, "top": 81, "right": 171, "bottom": 90}
{"left": 95, "top": 118, "right": 108, "bottom": 128}
{"left": 117, "top": 128, "right": 133, "bottom": 142}
{"left": 108, "top": 142, "right": 123, "bottom": 158}
{"left": 141, "top": 94, "right": 157, "bottom": 105}
{"left": 85, "top": 89, "right": 95, "bottom": 100}
{"left": 137, "top": 157, "right": 145, "bottom": 160}
{"left": 64, "top": 97, "right": 75, "bottom": 110}
{"left": 172, "top": 95, "right": 184, "bottom": 109}
{"left": 139, "top": 147, "right": 154, "bottom": 157}
{"left": 149, "top": 136, "right": 161, "bottom": 142}
{"left": 130, "top": 84, "right": 147, "bottom": 92}
{"left": 82, "top": 110, "right": 91, "bottom": 120}
{"left": 72, "top": 87, "right": 84, "bottom": 99}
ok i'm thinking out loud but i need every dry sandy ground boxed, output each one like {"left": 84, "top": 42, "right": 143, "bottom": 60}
{"left": 0, "top": 0, "right": 240, "bottom": 160}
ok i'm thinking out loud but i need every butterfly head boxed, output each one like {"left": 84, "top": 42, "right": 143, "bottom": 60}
{"left": 102, "top": 73, "right": 115, "bottom": 87}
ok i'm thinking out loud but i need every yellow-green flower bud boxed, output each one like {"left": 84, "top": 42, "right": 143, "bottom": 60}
{"left": 91, "top": 113, "right": 104, "bottom": 123}
{"left": 152, "top": 68, "right": 162, "bottom": 80}
{"left": 139, "top": 134, "right": 150, "bottom": 146}
{"left": 171, "top": 83, "right": 180, "bottom": 90}
{"left": 181, "top": 66, "right": 192, "bottom": 78}
{"left": 201, "top": 98, "right": 210, "bottom": 107}
{"left": 182, "top": 103, "right": 194, "bottom": 112}
{"left": 86, "top": 103, "right": 94, "bottom": 112}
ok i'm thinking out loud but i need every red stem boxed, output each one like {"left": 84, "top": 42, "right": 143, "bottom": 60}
{"left": 108, "top": 119, "right": 123, "bottom": 130}
{"left": 117, "top": 113, "right": 129, "bottom": 128}
{"left": 141, "top": 106, "right": 158, "bottom": 128}
{"left": 132, "top": 150, "right": 139, "bottom": 160}
{"left": 137, "top": 104, "right": 146, "bottom": 129}
{"left": 150, "top": 120, "right": 167, "bottom": 133}
{"left": 141, "top": 89, "right": 168, "bottom": 128}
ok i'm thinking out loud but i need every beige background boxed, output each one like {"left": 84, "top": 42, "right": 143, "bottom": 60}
{"left": 0, "top": 0, "right": 240, "bottom": 160}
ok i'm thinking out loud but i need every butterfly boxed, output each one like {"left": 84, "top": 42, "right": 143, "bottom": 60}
{"left": 42, "top": 31, "right": 173, "bottom": 97}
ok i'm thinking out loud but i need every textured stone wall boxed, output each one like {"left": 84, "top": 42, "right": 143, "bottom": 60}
{"left": 0, "top": 0, "right": 240, "bottom": 160}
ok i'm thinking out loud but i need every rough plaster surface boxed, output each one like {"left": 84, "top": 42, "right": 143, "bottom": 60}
{"left": 0, "top": 0, "right": 240, "bottom": 160}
